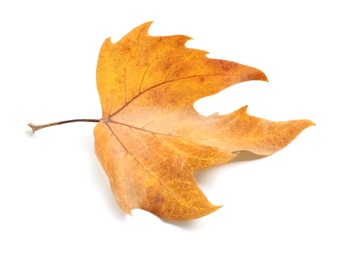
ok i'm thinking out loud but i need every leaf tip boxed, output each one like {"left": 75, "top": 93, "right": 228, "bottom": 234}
{"left": 302, "top": 119, "right": 316, "bottom": 129}
{"left": 139, "top": 20, "right": 154, "bottom": 34}
{"left": 214, "top": 204, "right": 223, "bottom": 211}
{"left": 260, "top": 70, "right": 269, "bottom": 82}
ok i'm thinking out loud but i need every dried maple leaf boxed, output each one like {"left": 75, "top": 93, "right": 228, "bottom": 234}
{"left": 29, "top": 22, "right": 313, "bottom": 221}
{"left": 93, "top": 22, "right": 313, "bottom": 220}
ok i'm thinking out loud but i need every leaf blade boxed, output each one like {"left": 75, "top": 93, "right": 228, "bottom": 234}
{"left": 94, "top": 22, "right": 313, "bottom": 220}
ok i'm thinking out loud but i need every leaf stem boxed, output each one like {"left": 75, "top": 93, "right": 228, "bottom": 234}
{"left": 28, "top": 119, "right": 100, "bottom": 133}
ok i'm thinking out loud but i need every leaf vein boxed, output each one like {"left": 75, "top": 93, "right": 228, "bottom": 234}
{"left": 112, "top": 73, "right": 239, "bottom": 117}
{"left": 105, "top": 122, "right": 200, "bottom": 211}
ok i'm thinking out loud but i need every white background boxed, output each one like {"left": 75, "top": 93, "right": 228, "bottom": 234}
{"left": 1, "top": 1, "right": 342, "bottom": 259}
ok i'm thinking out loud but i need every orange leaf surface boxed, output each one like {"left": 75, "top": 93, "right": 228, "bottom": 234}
{"left": 94, "top": 22, "right": 313, "bottom": 220}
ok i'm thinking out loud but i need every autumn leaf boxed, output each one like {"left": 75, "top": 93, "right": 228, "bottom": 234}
{"left": 29, "top": 22, "right": 313, "bottom": 221}
{"left": 93, "top": 22, "right": 313, "bottom": 220}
